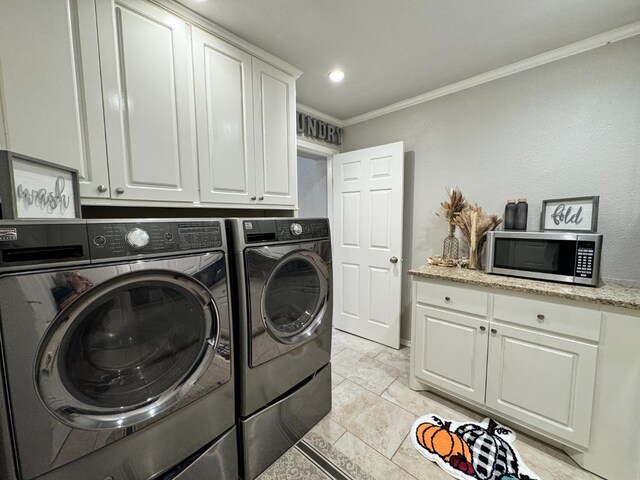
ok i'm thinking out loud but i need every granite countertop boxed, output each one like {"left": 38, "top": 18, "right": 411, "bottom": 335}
{"left": 408, "top": 264, "right": 640, "bottom": 311}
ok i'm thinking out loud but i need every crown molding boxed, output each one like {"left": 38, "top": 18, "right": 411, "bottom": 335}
{"left": 151, "top": 0, "right": 302, "bottom": 78}
{"left": 296, "top": 103, "right": 344, "bottom": 127}
{"left": 343, "top": 21, "right": 640, "bottom": 127}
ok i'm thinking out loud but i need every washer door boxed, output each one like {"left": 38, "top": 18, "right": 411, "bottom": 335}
{"left": 36, "top": 270, "right": 219, "bottom": 430}
{"left": 261, "top": 251, "right": 329, "bottom": 344}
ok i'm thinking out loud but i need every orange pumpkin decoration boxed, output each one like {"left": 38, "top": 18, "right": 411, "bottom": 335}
{"left": 416, "top": 417, "right": 472, "bottom": 462}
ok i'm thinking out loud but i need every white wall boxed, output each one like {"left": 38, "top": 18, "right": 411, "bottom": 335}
{"left": 342, "top": 36, "right": 640, "bottom": 340}
{"left": 297, "top": 154, "right": 328, "bottom": 218}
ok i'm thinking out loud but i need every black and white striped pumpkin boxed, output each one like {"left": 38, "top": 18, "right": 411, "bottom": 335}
{"left": 455, "top": 419, "right": 519, "bottom": 480}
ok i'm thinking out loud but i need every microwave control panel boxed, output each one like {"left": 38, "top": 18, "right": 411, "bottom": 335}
{"left": 576, "top": 241, "right": 595, "bottom": 278}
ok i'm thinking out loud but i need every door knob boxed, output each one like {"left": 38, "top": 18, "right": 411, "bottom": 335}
{"left": 115, "top": 187, "right": 125, "bottom": 194}
{"left": 97, "top": 185, "right": 107, "bottom": 193}
{"left": 390, "top": 256, "right": 398, "bottom": 264}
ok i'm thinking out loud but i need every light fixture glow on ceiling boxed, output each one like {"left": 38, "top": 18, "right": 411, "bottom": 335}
{"left": 328, "top": 70, "right": 345, "bottom": 83}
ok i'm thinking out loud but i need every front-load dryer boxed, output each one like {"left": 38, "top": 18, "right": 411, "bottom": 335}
{"left": 227, "top": 218, "right": 332, "bottom": 479}
{"left": 0, "top": 219, "right": 237, "bottom": 480}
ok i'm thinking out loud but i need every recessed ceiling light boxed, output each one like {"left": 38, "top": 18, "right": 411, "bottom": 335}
{"left": 328, "top": 70, "right": 345, "bottom": 83}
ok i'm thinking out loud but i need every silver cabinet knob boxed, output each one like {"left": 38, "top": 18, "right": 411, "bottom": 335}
{"left": 480, "top": 326, "right": 486, "bottom": 332}
{"left": 390, "top": 256, "right": 398, "bottom": 264}
{"left": 97, "top": 185, "right": 107, "bottom": 193}
{"left": 115, "top": 187, "right": 125, "bottom": 194}
{"left": 537, "top": 314, "right": 545, "bottom": 322}
{"left": 445, "top": 296, "right": 451, "bottom": 302}
{"left": 491, "top": 328, "right": 498, "bottom": 334}
{"left": 258, "top": 196, "right": 264, "bottom": 201}
{"left": 250, "top": 196, "right": 257, "bottom": 201}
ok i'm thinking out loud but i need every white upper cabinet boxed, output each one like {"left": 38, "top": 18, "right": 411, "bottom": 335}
{"left": 0, "top": 0, "right": 109, "bottom": 198}
{"left": 96, "top": 0, "right": 198, "bottom": 202}
{"left": 252, "top": 59, "right": 297, "bottom": 206}
{"left": 1, "top": 0, "right": 299, "bottom": 208}
{"left": 192, "top": 27, "right": 255, "bottom": 204}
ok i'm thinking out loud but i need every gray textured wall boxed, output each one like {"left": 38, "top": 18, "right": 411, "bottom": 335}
{"left": 297, "top": 155, "right": 328, "bottom": 218}
{"left": 342, "top": 36, "right": 640, "bottom": 341}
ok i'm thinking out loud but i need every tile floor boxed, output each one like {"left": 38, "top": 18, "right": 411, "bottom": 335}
{"left": 260, "top": 328, "right": 601, "bottom": 480}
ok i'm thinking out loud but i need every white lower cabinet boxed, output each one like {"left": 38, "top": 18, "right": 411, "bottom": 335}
{"left": 411, "top": 278, "right": 600, "bottom": 451}
{"left": 485, "top": 323, "right": 597, "bottom": 448}
{"left": 414, "top": 305, "right": 488, "bottom": 404}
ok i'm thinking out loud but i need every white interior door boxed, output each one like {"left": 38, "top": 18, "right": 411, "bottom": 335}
{"left": 332, "top": 141, "right": 404, "bottom": 348}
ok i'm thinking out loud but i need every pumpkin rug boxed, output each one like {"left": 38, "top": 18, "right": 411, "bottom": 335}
{"left": 411, "top": 414, "right": 539, "bottom": 480}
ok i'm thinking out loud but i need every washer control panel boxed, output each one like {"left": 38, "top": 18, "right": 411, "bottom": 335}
{"left": 88, "top": 221, "right": 223, "bottom": 260}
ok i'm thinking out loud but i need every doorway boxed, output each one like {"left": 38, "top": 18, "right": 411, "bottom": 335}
{"left": 296, "top": 138, "right": 338, "bottom": 220}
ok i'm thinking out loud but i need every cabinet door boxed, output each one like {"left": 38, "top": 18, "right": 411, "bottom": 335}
{"left": 252, "top": 58, "right": 297, "bottom": 206}
{"left": 192, "top": 27, "right": 255, "bottom": 204}
{"left": 414, "top": 305, "right": 489, "bottom": 404}
{"left": 486, "top": 323, "right": 597, "bottom": 447}
{"left": 0, "top": 0, "right": 109, "bottom": 198}
{"left": 96, "top": 0, "right": 197, "bottom": 202}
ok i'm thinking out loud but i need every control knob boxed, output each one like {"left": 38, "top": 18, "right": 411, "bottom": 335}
{"left": 290, "top": 223, "right": 303, "bottom": 236}
{"left": 125, "top": 227, "right": 150, "bottom": 249}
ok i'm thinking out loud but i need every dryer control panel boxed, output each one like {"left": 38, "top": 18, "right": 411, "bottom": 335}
{"left": 242, "top": 218, "right": 329, "bottom": 243}
{"left": 88, "top": 220, "right": 223, "bottom": 260}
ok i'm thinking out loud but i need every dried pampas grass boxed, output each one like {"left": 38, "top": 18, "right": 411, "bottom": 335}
{"left": 453, "top": 205, "right": 503, "bottom": 269}
{"left": 436, "top": 187, "right": 468, "bottom": 226}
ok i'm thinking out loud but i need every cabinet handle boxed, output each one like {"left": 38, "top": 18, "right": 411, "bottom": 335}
{"left": 258, "top": 196, "right": 264, "bottom": 201}
{"left": 490, "top": 328, "right": 497, "bottom": 334}
{"left": 444, "top": 296, "right": 451, "bottom": 302}
{"left": 97, "top": 185, "right": 107, "bottom": 193}
{"left": 250, "top": 196, "right": 257, "bottom": 201}
{"left": 115, "top": 187, "right": 125, "bottom": 194}
{"left": 537, "top": 314, "right": 545, "bottom": 321}
{"left": 480, "top": 326, "right": 486, "bottom": 332}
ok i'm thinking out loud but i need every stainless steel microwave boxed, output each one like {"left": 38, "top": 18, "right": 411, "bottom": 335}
{"left": 485, "top": 231, "right": 603, "bottom": 286}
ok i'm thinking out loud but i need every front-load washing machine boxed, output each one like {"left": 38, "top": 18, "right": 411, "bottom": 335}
{"left": 227, "top": 218, "right": 332, "bottom": 479}
{"left": 0, "top": 219, "right": 237, "bottom": 480}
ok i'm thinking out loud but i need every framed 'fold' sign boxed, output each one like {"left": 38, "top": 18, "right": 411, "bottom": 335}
{"left": 540, "top": 196, "right": 599, "bottom": 232}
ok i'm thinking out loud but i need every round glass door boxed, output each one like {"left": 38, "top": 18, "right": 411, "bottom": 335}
{"left": 260, "top": 251, "right": 329, "bottom": 344}
{"left": 36, "top": 270, "right": 219, "bottom": 430}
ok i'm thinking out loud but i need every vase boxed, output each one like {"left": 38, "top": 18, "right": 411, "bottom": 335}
{"left": 442, "top": 225, "right": 459, "bottom": 259}
{"left": 468, "top": 242, "right": 480, "bottom": 269}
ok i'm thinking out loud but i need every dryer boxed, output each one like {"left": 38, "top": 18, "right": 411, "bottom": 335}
{"left": 0, "top": 219, "right": 237, "bottom": 480}
{"left": 227, "top": 218, "right": 332, "bottom": 480}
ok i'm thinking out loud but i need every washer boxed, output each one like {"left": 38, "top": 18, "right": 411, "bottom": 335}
{"left": 227, "top": 218, "right": 332, "bottom": 480}
{"left": 0, "top": 219, "right": 237, "bottom": 480}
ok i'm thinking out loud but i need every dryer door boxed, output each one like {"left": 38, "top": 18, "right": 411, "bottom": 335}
{"left": 245, "top": 240, "right": 332, "bottom": 366}
{"left": 36, "top": 269, "right": 220, "bottom": 430}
